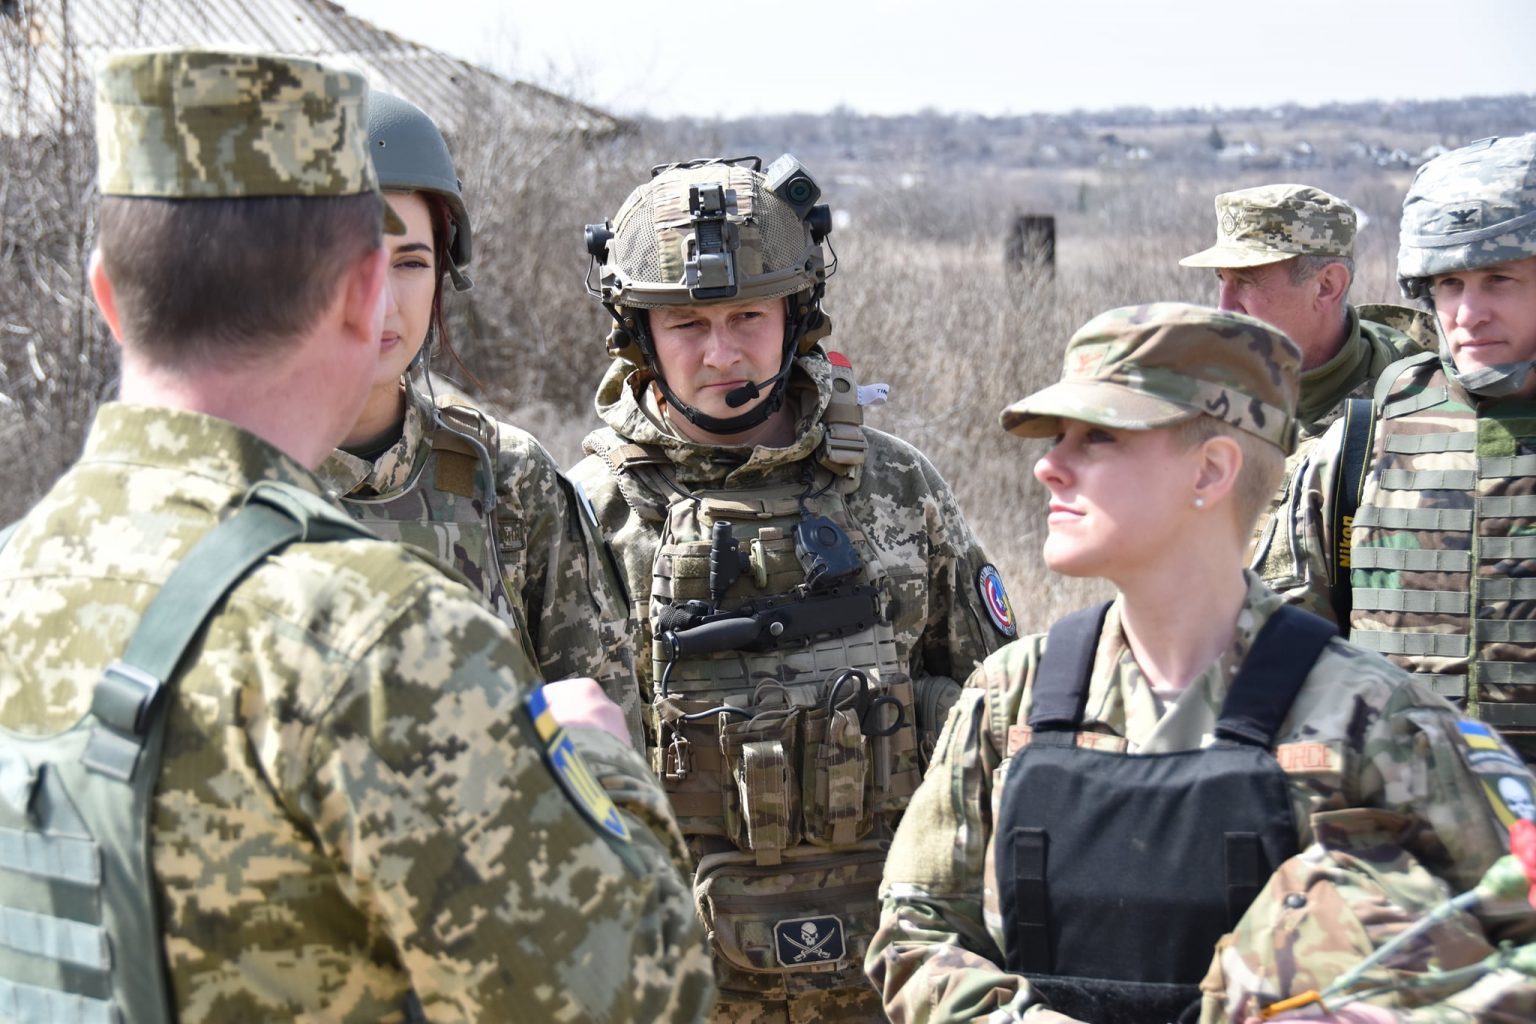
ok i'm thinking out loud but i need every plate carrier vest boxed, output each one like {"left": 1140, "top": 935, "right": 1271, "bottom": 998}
{"left": 1349, "top": 352, "right": 1536, "bottom": 755}
{"left": 586, "top": 357, "right": 919, "bottom": 1005}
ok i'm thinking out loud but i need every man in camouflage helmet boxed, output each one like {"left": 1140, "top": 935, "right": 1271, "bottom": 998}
{"left": 1276, "top": 134, "right": 1536, "bottom": 764}
{"left": 1181, "top": 185, "right": 1433, "bottom": 613}
{"left": 570, "top": 155, "right": 1015, "bottom": 1021}
{"left": 866, "top": 303, "right": 1534, "bottom": 1024}
{"left": 0, "top": 48, "right": 711, "bottom": 1021}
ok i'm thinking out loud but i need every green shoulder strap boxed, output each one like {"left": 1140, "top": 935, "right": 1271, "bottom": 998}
{"left": 84, "top": 480, "right": 368, "bottom": 779}
{"left": 1329, "top": 398, "right": 1376, "bottom": 627}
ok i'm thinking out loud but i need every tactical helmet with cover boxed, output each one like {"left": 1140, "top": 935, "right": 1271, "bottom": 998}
{"left": 584, "top": 155, "right": 834, "bottom": 435}
{"left": 367, "top": 90, "right": 473, "bottom": 291}
{"left": 1398, "top": 134, "right": 1536, "bottom": 396}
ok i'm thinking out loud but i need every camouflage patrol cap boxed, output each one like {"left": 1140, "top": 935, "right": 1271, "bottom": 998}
{"left": 1180, "top": 184, "right": 1356, "bottom": 269}
{"left": 94, "top": 47, "right": 404, "bottom": 232}
{"left": 1001, "top": 302, "right": 1301, "bottom": 453}
{"left": 1398, "top": 134, "right": 1536, "bottom": 296}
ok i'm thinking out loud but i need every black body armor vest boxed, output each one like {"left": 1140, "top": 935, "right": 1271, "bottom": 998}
{"left": 996, "top": 603, "right": 1335, "bottom": 1024}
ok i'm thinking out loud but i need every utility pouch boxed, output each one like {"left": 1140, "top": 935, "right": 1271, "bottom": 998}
{"left": 872, "top": 676, "right": 921, "bottom": 814}
{"left": 694, "top": 847, "right": 886, "bottom": 980}
{"left": 801, "top": 703, "right": 872, "bottom": 847}
{"left": 720, "top": 708, "right": 801, "bottom": 862}
{"left": 650, "top": 695, "right": 736, "bottom": 837}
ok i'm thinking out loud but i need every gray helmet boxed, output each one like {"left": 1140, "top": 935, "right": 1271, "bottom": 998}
{"left": 581, "top": 155, "right": 834, "bottom": 436}
{"left": 1398, "top": 134, "right": 1536, "bottom": 300}
{"left": 367, "top": 90, "right": 472, "bottom": 291}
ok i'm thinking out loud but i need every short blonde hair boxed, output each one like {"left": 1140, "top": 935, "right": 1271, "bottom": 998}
{"left": 1167, "top": 414, "right": 1286, "bottom": 536}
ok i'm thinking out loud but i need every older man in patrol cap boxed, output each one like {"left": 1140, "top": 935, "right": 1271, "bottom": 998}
{"left": 0, "top": 47, "right": 712, "bottom": 1022}
{"left": 1181, "top": 185, "right": 1431, "bottom": 612}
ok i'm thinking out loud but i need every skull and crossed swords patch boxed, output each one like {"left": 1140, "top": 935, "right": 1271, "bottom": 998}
{"left": 773, "top": 914, "right": 846, "bottom": 968}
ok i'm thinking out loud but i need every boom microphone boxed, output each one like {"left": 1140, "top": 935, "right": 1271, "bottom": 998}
{"left": 725, "top": 380, "right": 764, "bottom": 408}
{"left": 725, "top": 356, "right": 797, "bottom": 409}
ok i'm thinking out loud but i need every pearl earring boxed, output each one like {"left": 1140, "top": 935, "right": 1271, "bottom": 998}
{"left": 1193, "top": 496, "right": 1206, "bottom": 509}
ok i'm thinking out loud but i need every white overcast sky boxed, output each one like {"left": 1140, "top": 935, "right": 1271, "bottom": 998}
{"left": 339, "top": 0, "right": 1534, "bottom": 119}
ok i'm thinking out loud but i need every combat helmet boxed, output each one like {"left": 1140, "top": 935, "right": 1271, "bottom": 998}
{"left": 1398, "top": 135, "right": 1536, "bottom": 396}
{"left": 583, "top": 155, "right": 834, "bottom": 436}
{"left": 368, "top": 91, "right": 473, "bottom": 291}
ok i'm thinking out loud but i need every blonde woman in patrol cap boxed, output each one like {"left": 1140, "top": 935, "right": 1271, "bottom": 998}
{"left": 572, "top": 155, "right": 1016, "bottom": 1021}
{"left": 867, "top": 303, "right": 1534, "bottom": 1024}
{"left": 317, "top": 91, "right": 636, "bottom": 737}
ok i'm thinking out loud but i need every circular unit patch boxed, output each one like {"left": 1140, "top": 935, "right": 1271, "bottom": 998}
{"left": 976, "top": 563, "right": 1017, "bottom": 639}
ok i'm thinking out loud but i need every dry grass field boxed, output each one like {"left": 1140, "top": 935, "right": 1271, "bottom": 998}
{"left": 3, "top": 42, "right": 1528, "bottom": 632}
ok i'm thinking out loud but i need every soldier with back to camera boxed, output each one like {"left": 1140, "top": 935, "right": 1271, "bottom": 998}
{"left": 0, "top": 47, "right": 711, "bottom": 1023}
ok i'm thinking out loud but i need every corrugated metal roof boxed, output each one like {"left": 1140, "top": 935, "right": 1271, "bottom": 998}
{"left": 1, "top": 0, "right": 621, "bottom": 137}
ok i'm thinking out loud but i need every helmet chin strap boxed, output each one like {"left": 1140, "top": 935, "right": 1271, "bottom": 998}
{"left": 1430, "top": 305, "right": 1535, "bottom": 399}
{"left": 627, "top": 298, "right": 808, "bottom": 438}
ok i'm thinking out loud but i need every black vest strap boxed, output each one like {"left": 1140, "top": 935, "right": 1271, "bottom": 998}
{"left": 1214, "top": 605, "right": 1337, "bottom": 748}
{"left": 1329, "top": 397, "right": 1375, "bottom": 626}
{"left": 1028, "top": 602, "right": 1110, "bottom": 731}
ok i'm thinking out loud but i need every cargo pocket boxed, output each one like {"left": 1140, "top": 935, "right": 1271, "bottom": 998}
{"left": 801, "top": 704, "right": 873, "bottom": 847}
{"left": 694, "top": 847, "right": 886, "bottom": 978}
{"left": 719, "top": 708, "right": 801, "bottom": 861}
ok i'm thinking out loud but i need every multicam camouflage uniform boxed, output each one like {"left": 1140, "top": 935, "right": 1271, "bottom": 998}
{"left": 1202, "top": 810, "right": 1535, "bottom": 1022}
{"left": 1178, "top": 185, "right": 1434, "bottom": 588}
{"left": 318, "top": 382, "right": 638, "bottom": 738}
{"left": 574, "top": 157, "right": 1013, "bottom": 1022}
{"left": 1266, "top": 136, "right": 1536, "bottom": 761}
{"left": 0, "top": 48, "right": 712, "bottom": 1022}
{"left": 867, "top": 304, "right": 1536, "bottom": 1023}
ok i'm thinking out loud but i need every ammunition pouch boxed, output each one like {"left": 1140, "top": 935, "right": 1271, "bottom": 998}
{"left": 651, "top": 675, "right": 919, "bottom": 859}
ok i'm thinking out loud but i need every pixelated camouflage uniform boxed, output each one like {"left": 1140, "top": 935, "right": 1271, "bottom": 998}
{"left": 0, "top": 404, "right": 714, "bottom": 1022}
{"left": 867, "top": 574, "right": 1536, "bottom": 1023}
{"left": 569, "top": 351, "right": 1011, "bottom": 1022}
{"left": 318, "top": 380, "right": 639, "bottom": 740}
{"left": 1261, "top": 137, "right": 1536, "bottom": 760}
{"left": 1176, "top": 185, "right": 1434, "bottom": 580}
{"left": 0, "top": 45, "right": 711, "bottom": 1022}
{"left": 1201, "top": 809, "right": 1535, "bottom": 1022}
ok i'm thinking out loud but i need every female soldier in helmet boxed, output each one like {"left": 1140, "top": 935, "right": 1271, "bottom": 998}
{"left": 570, "top": 155, "right": 1017, "bottom": 1020}
{"left": 319, "top": 92, "right": 634, "bottom": 729}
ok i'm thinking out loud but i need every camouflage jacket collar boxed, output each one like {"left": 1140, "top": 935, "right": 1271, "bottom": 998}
{"left": 1297, "top": 307, "right": 1380, "bottom": 430}
{"left": 1084, "top": 571, "right": 1287, "bottom": 753}
{"left": 592, "top": 354, "right": 836, "bottom": 485}
{"left": 84, "top": 402, "right": 322, "bottom": 494}
{"left": 316, "top": 383, "right": 430, "bottom": 499}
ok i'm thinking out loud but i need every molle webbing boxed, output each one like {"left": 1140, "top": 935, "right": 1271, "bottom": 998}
{"left": 816, "top": 357, "right": 867, "bottom": 478}
{"left": 1350, "top": 364, "right": 1536, "bottom": 734}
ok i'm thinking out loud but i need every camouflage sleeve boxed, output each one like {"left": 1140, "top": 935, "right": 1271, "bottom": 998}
{"left": 1357, "top": 675, "right": 1536, "bottom": 945}
{"left": 1255, "top": 418, "right": 1343, "bottom": 625}
{"left": 870, "top": 680, "right": 1065, "bottom": 1023}
{"left": 1398, "top": 966, "right": 1536, "bottom": 1022}
{"left": 493, "top": 427, "right": 638, "bottom": 726}
{"left": 296, "top": 577, "right": 712, "bottom": 1021}
{"left": 905, "top": 444, "right": 1016, "bottom": 751}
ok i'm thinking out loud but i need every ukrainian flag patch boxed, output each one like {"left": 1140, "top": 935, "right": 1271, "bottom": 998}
{"left": 525, "top": 687, "right": 631, "bottom": 844}
{"left": 1456, "top": 719, "right": 1536, "bottom": 828}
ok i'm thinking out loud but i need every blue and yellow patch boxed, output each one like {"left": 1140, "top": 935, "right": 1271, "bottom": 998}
{"left": 1457, "top": 720, "right": 1536, "bottom": 829}
{"left": 525, "top": 687, "right": 631, "bottom": 844}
